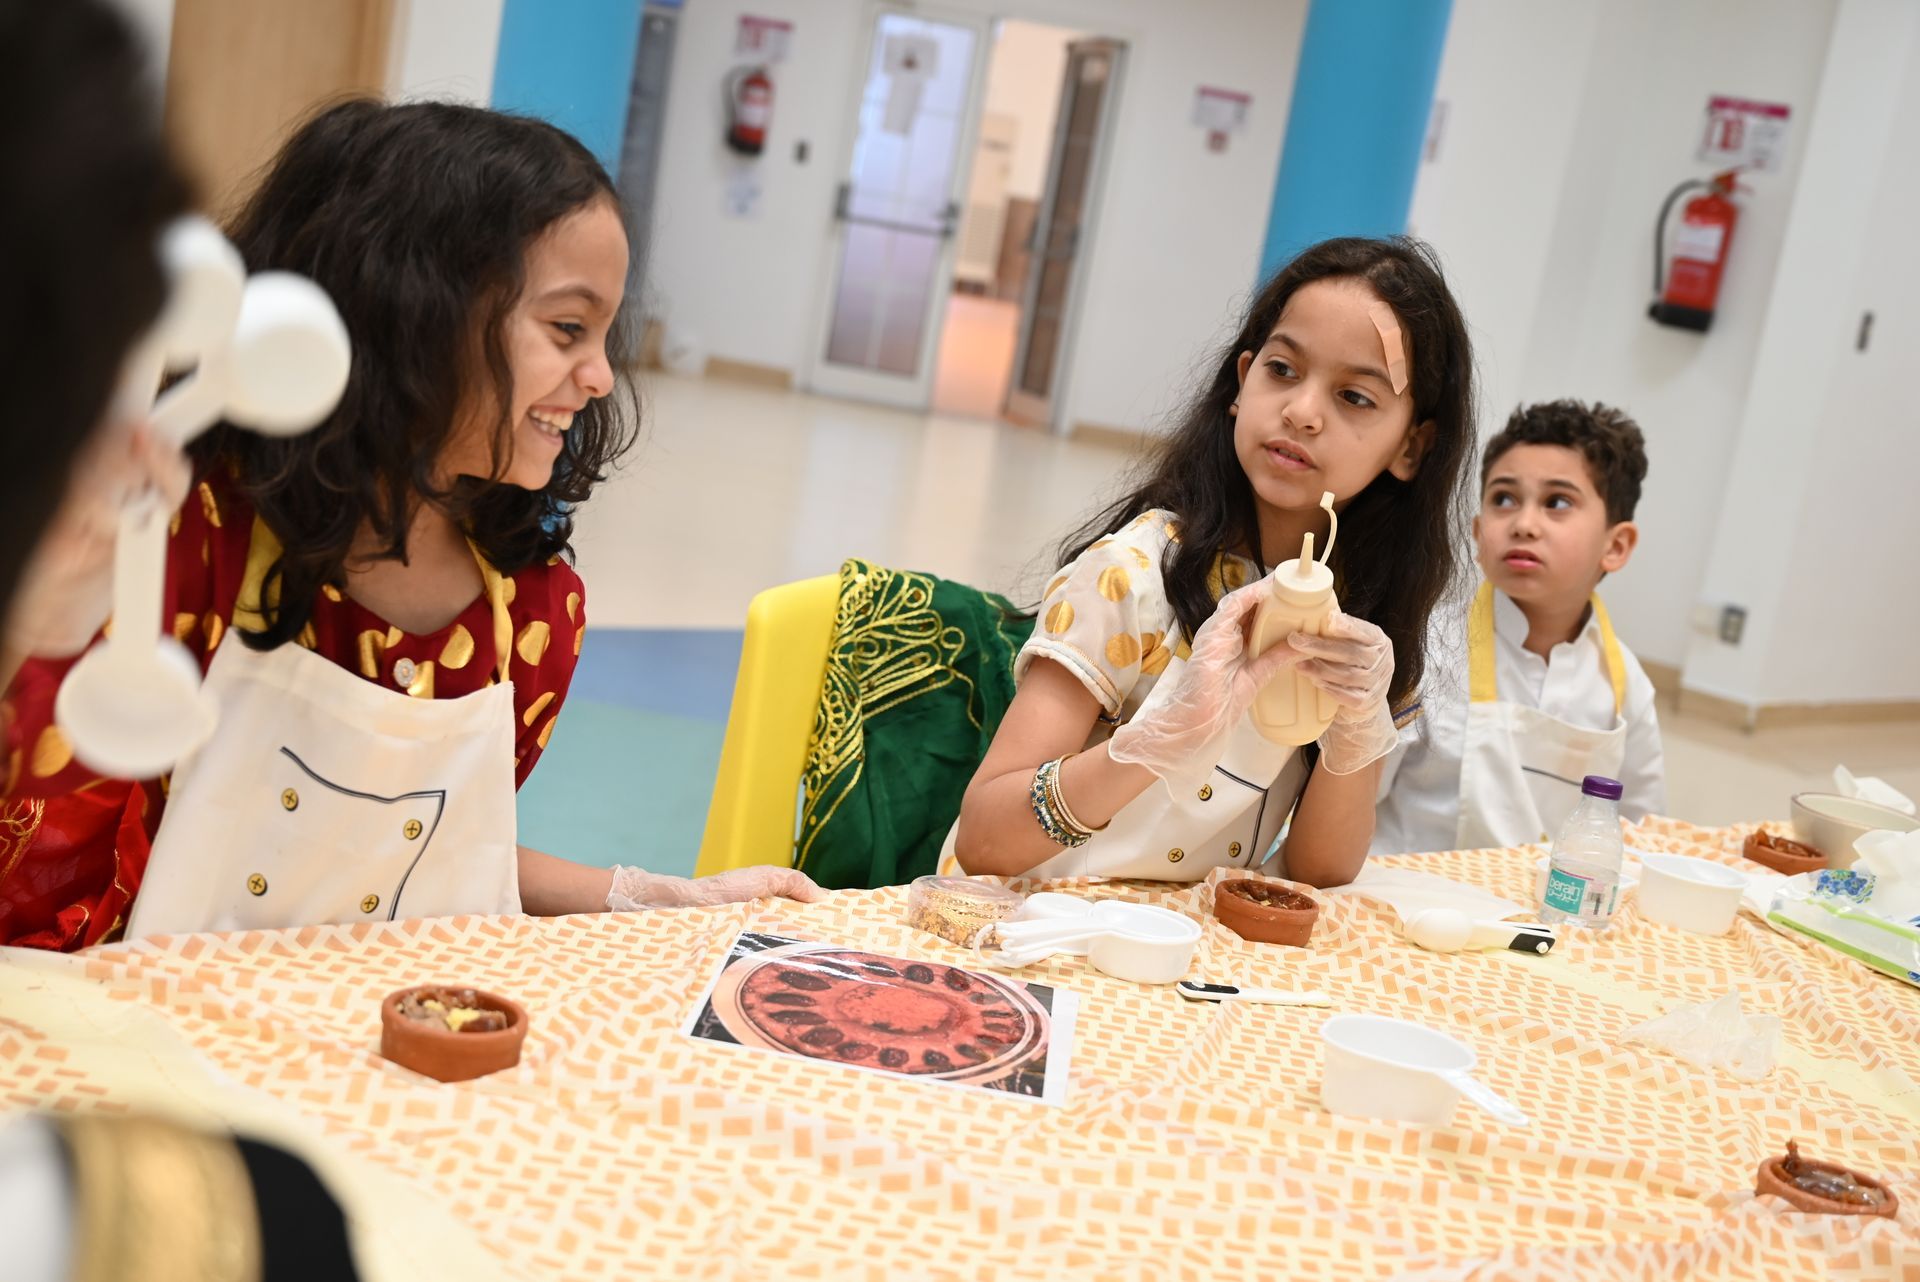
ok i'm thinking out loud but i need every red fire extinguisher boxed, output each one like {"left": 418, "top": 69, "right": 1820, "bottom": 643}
{"left": 725, "top": 66, "right": 773, "bottom": 156}
{"left": 1649, "top": 168, "right": 1743, "bottom": 332}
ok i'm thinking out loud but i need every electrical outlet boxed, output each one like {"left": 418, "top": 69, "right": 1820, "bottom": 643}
{"left": 1719, "top": 605, "right": 1747, "bottom": 646}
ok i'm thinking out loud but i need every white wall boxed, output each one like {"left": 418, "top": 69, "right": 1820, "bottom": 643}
{"left": 1409, "top": 0, "right": 1836, "bottom": 673}
{"left": 644, "top": 0, "right": 1307, "bottom": 436}
{"left": 981, "top": 19, "right": 1079, "bottom": 201}
{"left": 386, "top": 0, "right": 503, "bottom": 104}
{"left": 1414, "top": 0, "right": 1920, "bottom": 711}
{"left": 1693, "top": 0, "right": 1920, "bottom": 707}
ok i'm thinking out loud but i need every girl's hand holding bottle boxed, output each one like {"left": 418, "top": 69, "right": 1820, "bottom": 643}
{"left": 1285, "top": 610, "right": 1398, "bottom": 774}
{"left": 1106, "top": 579, "right": 1300, "bottom": 793}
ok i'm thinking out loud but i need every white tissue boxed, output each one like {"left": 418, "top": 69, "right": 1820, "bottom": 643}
{"left": 1833, "top": 765, "right": 1916, "bottom": 816}
{"left": 1851, "top": 828, "right": 1920, "bottom": 924}
{"left": 1620, "top": 990, "right": 1781, "bottom": 1081}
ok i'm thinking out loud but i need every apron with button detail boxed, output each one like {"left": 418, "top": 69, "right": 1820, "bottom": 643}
{"left": 125, "top": 520, "right": 521, "bottom": 940}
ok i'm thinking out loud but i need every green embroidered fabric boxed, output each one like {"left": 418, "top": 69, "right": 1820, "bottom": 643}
{"left": 794, "top": 559, "right": 1033, "bottom": 890}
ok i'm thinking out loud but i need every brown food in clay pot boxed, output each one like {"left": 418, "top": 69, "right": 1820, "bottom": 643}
{"left": 1214, "top": 879, "right": 1321, "bottom": 946}
{"left": 1755, "top": 1140, "right": 1897, "bottom": 1218}
{"left": 380, "top": 985, "right": 528, "bottom": 1083}
{"left": 1743, "top": 826, "right": 1826, "bottom": 877}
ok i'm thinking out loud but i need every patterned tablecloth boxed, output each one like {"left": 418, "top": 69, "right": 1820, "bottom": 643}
{"left": 3, "top": 818, "right": 1917, "bottom": 1280}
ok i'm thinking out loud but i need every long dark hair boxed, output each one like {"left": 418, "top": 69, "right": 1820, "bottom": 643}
{"left": 0, "top": 0, "right": 188, "bottom": 616}
{"left": 192, "top": 99, "right": 642, "bottom": 648}
{"left": 1058, "top": 237, "right": 1475, "bottom": 709}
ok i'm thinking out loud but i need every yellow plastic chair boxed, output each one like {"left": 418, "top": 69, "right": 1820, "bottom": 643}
{"left": 694, "top": 574, "right": 840, "bottom": 877}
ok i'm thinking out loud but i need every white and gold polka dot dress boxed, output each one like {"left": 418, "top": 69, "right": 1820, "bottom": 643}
{"left": 944, "top": 510, "right": 1310, "bottom": 882}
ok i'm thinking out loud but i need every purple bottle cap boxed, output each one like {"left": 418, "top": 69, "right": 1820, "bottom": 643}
{"left": 1582, "top": 775, "right": 1624, "bottom": 801}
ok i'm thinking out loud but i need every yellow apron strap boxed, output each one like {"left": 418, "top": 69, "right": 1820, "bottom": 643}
{"left": 1467, "top": 581, "right": 1499, "bottom": 704}
{"left": 231, "top": 518, "right": 284, "bottom": 635}
{"left": 468, "top": 540, "right": 515, "bottom": 686}
{"left": 239, "top": 519, "right": 512, "bottom": 685}
{"left": 1470, "top": 582, "right": 1625, "bottom": 717}
{"left": 1589, "top": 593, "right": 1628, "bottom": 718}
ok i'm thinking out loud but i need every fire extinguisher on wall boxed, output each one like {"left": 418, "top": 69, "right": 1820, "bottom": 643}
{"left": 1648, "top": 168, "right": 1744, "bottom": 332}
{"left": 725, "top": 66, "right": 774, "bottom": 156}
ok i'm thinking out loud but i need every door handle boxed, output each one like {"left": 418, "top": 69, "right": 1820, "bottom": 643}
{"left": 832, "top": 182, "right": 956, "bottom": 238}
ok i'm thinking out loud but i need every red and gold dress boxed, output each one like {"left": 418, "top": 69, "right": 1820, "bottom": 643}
{"left": 0, "top": 473, "right": 585, "bottom": 950}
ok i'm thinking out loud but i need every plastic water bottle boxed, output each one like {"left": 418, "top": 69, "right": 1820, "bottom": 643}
{"left": 1538, "top": 775, "right": 1625, "bottom": 930}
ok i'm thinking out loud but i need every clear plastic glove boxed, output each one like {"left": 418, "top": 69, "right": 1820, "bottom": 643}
{"left": 1287, "top": 609, "right": 1397, "bottom": 776}
{"left": 5, "top": 421, "right": 191, "bottom": 659}
{"left": 606, "top": 863, "right": 826, "bottom": 911}
{"left": 1620, "top": 990, "right": 1780, "bottom": 1081}
{"left": 1108, "top": 579, "right": 1299, "bottom": 793}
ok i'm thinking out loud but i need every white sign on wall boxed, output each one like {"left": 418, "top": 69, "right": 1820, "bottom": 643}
{"left": 735, "top": 15, "right": 793, "bottom": 63}
{"left": 1698, "top": 96, "right": 1791, "bottom": 173}
{"left": 1192, "top": 86, "right": 1250, "bottom": 153}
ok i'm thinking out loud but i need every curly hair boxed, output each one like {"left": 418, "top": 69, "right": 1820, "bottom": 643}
{"left": 1481, "top": 400, "right": 1647, "bottom": 525}
{"left": 0, "top": 0, "right": 189, "bottom": 616}
{"left": 191, "top": 99, "right": 642, "bottom": 649}
{"left": 1055, "top": 237, "right": 1477, "bottom": 712}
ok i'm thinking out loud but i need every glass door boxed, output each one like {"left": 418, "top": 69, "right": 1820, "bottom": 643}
{"left": 807, "top": 7, "right": 989, "bottom": 408}
{"left": 1004, "top": 39, "right": 1124, "bottom": 430}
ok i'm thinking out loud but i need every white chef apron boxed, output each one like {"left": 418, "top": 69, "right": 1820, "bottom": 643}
{"left": 1454, "top": 582, "right": 1628, "bottom": 850}
{"left": 126, "top": 521, "right": 521, "bottom": 939}
{"left": 940, "top": 647, "right": 1311, "bottom": 882}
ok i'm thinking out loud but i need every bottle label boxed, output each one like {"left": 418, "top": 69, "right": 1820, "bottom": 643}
{"left": 1542, "top": 868, "right": 1588, "bottom": 915}
{"left": 1544, "top": 866, "right": 1618, "bottom": 918}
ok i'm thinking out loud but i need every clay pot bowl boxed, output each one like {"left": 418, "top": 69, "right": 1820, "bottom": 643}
{"left": 380, "top": 986, "right": 528, "bottom": 1083}
{"left": 1214, "top": 879, "right": 1321, "bottom": 947}
{"left": 1755, "top": 1149, "right": 1897, "bottom": 1218}
{"left": 1742, "top": 827, "right": 1826, "bottom": 877}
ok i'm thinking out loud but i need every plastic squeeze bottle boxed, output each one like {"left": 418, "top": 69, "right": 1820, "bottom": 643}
{"left": 1247, "top": 490, "right": 1340, "bottom": 746}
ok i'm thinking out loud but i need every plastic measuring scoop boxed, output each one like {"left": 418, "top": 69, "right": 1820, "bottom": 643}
{"left": 986, "top": 900, "right": 1168, "bottom": 963}
{"left": 1319, "top": 1014, "right": 1531, "bottom": 1128}
{"left": 54, "top": 217, "right": 351, "bottom": 778}
{"left": 980, "top": 900, "right": 1202, "bottom": 983}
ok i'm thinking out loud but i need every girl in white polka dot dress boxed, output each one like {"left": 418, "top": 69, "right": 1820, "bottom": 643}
{"left": 949, "top": 238, "right": 1477, "bottom": 885}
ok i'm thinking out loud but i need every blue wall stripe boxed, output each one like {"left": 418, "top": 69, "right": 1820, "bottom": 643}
{"left": 492, "top": 0, "right": 646, "bottom": 178}
{"left": 1259, "top": 0, "right": 1453, "bottom": 280}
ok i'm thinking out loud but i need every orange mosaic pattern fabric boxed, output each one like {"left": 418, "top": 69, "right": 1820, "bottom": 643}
{"left": 3, "top": 820, "right": 1917, "bottom": 1280}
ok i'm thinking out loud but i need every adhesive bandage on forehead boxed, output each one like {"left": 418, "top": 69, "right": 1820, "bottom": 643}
{"left": 1366, "top": 302, "right": 1409, "bottom": 397}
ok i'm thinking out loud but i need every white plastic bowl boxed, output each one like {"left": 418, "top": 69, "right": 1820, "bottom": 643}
{"left": 1319, "top": 1014, "right": 1473, "bottom": 1126}
{"left": 1636, "top": 852, "right": 1746, "bottom": 935}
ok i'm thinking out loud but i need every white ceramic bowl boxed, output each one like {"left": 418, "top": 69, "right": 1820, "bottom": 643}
{"left": 1084, "top": 903, "right": 1201, "bottom": 985}
{"left": 1636, "top": 852, "right": 1746, "bottom": 935}
{"left": 1319, "top": 1014, "right": 1474, "bottom": 1126}
{"left": 1790, "top": 792, "right": 1919, "bottom": 869}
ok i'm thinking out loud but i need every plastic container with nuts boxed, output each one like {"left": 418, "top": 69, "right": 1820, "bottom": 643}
{"left": 906, "top": 875, "right": 1023, "bottom": 946}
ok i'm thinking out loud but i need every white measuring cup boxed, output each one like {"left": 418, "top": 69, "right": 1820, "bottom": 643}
{"left": 982, "top": 900, "right": 1201, "bottom": 984}
{"left": 55, "top": 217, "right": 351, "bottom": 777}
{"left": 1319, "top": 1014, "right": 1529, "bottom": 1128}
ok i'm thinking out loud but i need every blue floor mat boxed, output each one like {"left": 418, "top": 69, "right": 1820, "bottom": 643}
{"left": 517, "top": 629, "right": 742, "bottom": 880}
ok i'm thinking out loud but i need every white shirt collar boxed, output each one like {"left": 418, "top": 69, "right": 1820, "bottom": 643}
{"left": 1490, "top": 586, "right": 1600, "bottom": 654}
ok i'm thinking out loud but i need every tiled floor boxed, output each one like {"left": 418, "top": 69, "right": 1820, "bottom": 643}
{"left": 520, "top": 373, "right": 1919, "bottom": 877}
{"left": 931, "top": 292, "right": 1020, "bottom": 421}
